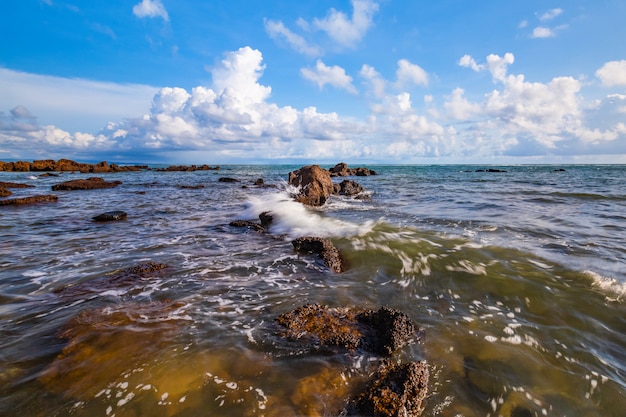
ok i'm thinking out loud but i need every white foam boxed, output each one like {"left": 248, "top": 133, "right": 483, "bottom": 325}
{"left": 241, "top": 190, "right": 375, "bottom": 239}
{"left": 586, "top": 270, "right": 625, "bottom": 302}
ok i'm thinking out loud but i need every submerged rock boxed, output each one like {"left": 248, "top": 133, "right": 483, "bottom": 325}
{"left": 292, "top": 236, "right": 345, "bottom": 273}
{"left": 52, "top": 177, "right": 122, "bottom": 191}
{"left": 288, "top": 165, "right": 334, "bottom": 207}
{"left": 229, "top": 220, "right": 266, "bottom": 232}
{"left": 92, "top": 211, "right": 127, "bottom": 222}
{"left": 0, "top": 181, "right": 35, "bottom": 189}
{"left": 345, "top": 360, "right": 429, "bottom": 417}
{"left": 275, "top": 304, "right": 418, "bottom": 356}
{"left": 0, "top": 195, "right": 58, "bottom": 206}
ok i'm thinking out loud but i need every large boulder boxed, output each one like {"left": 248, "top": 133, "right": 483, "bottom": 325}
{"left": 344, "top": 360, "right": 429, "bottom": 417}
{"left": 52, "top": 177, "right": 122, "bottom": 191}
{"left": 31, "top": 159, "right": 57, "bottom": 171}
{"left": 288, "top": 165, "right": 334, "bottom": 206}
{"left": 334, "top": 179, "right": 364, "bottom": 196}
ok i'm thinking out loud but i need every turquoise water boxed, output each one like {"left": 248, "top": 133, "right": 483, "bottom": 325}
{"left": 0, "top": 165, "right": 624, "bottom": 416}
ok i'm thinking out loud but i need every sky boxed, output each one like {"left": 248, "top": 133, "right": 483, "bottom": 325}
{"left": 1, "top": 0, "right": 626, "bottom": 164}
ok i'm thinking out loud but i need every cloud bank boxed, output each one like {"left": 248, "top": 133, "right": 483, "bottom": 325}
{"left": 1, "top": 47, "right": 625, "bottom": 163}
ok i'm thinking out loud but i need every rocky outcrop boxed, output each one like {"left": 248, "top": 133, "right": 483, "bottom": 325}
{"left": 275, "top": 304, "right": 418, "bottom": 356}
{"left": 92, "top": 211, "right": 127, "bottom": 222}
{"left": 334, "top": 179, "right": 364, "bottom": 196}
{"left": 329, "top": 162, "right": 378, "bottom": 177}
{"left": 344, "top": 360, "right": 429, "bottom": 417}
{"left": 0, "top": 195, "right": 59, "bottom": 206}
{"left": 155, "top": 164, "right": 219, "bottom": 172}
{"left": 0, "top": 159, "right": 144, "bottom": 172}
{"left": 229, "top": 212, "right": 274, "bottom": 232}
{"left": 288, "top": 165, "right": 334, "bottom": 207}
{"left": 52, "top": 177, "right": 122, "bottom": 191}
{"left": 0, "top": 181, "right": 35, "bottom": 189}
{"left": 292, "top": 236, "right": 345, "bottom": 273}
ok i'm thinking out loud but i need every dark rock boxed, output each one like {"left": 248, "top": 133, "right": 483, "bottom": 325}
{"left": 254, "top": 178, "right": 265, "bottom": 185}
{"left": 275, "top": 304, "right": 418, "bottom": 356}
{"left": 52, "top": 177, "right": 122, "bottom": 191}
{"left": 229, "top": 220, "right": 265, "bottom": 232}
{"left": 55, "top": 261, "right": 168, "bottom": 298}
{"left": 334, "top": 179, "right": 364, "bottom": 196}
{"left": 92, "top": 211, "right": 127, "bottom": 222}
{"left": 329, "top": 162, "right": 378, "bottom": 177}
{"left": 0, "top": 181, "right": 35, "bottom": 189}
{"left": 0, "top": 195, "right": 58, "bottom": 206}
{"left": 292, "top": 236, "right": 345, "bottom": 273}
{"left": 553, "top": 168, "right": 566, "bottom": 172}
{"left": 156, "top": 164, "right": 219, "bottom": 172}
{"left": 219, "top": 177, "right": 240, "bottom": 183}
{"left": 288, "top": 165, "right": 334, "bottom": 206}
{"left": 259, "top": 211, "right": 273, "bottom": 228}
{"left": 180, "top": 184, "right": 205, "bottom": 189}
{"left": 0, "top": 188, "right": 12, "bottom": 197}
{"left": 39, "top": 173, "right": 60, "bottom": 177}
{"left": 345, "top": 360, "right": 429, "bottom": 417}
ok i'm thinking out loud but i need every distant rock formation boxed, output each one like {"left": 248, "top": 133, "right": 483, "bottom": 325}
{"left": 328, "top": 162, "right": 378, "bottom": 177}
{"left": 0, "top": 159, "right": 144, "bottom": 173}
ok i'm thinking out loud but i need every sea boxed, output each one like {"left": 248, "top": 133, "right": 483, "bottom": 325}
{"left": 0, "top": 164, "right": 624, "bottom": 416}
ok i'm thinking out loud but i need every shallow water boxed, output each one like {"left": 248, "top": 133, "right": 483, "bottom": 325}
{"left": 0, "top": 165, "right": 624, "bottom": 416}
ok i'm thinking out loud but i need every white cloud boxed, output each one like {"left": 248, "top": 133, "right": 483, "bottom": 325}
{"left": 395, "top": 59, "right": 429, "bottom": 88}
{"left": 539, "top": 8, "right": 563, "bottom": 22}
{"left": 444, "top": 88, "right": 481, "bottom": 120}
{"left": 359, "top": 64, "right": 386, "bottom": 98}
{"left": 313, "top": 0, "right": 379, "bottom": 48}
{"left": 531, "top": 26, "right": 556, "bottom": 38}
{"left": 596, "top": 60, "right": 626, "bottom": 87}
{"left": 458, "top": 55, "right": 484, "bottom": 72}
{"left": 301, "top": 60, "right": 358, "bottom": 94}
{"left": 133, "top": 0, "right": 169, "bottom": 21}
{"left": 264, "top": 20, "right": 321, "bottom": 57}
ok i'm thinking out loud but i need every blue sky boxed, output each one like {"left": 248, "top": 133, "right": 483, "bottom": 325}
{"left": 1, "top": 0, "right": 625, "bottom": 164}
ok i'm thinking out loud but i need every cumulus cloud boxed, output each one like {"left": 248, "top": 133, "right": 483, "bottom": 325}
{"left": 313, "top": 0, "right": 379, "bottom": 48}
{"left": 395, "top": 59, "right": 429, "bottom": 88}
{"left": 133, "top": 0, "right": 169, "bottom": 21}
{"left": 531, "top": 26, "right": 556, "bottom": 38}
{"left": 301, "top": 60, "right": 358, "bottom": 94}
{"left": 265, "top": 0, "right": 379, "bottom": 55}
{"left": 596, "top": 60, "right": 626, "bottom": 87}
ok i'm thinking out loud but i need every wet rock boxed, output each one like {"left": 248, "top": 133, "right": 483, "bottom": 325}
{"left": 288, "top": 165, "right": 334, "bottom": 207}
{"left": 329, "top": 162, "right": 378, "bottom": 177}
{"left": 0, "top": 188, "right": 11, "bottom": 197}
{"left": 344, "top": 360, "right": 429, "bottom": 417}
{"left": 334, "top": 179, "right": 364, "bottom": 196}
{"left": 55, "top": 261, "right": 168, "bottom": 298}
{"left": 0, "top": 181, "right": 35, "bottom": 189}
{"left": 259, "top": 211, "right": 273, "bottom": 228}
{"left": 292, "top": 236, "right": 345, "bottom": 273}
{"left": 38, "top": 172, "right": 60, "bottom": 177}
{"left": 92, "top": 211, "right": 127, "bottom": 222}
{"left": 219, "top": 177, "right": 240, "bottom": 183}
{"left": 0, "top": 195, "right": 58, "bottom": 206}
{"left": 38, "top": 300, "right": 189, "bottom": 400}
{"left": 180, "top": 184, "right": 205, "bottom": 189}
{"left": 52, "top": 177, "right": 122, "bottom": 191}
{"left": 229, "top": 220, "right": 266, "bottom": 232}
{"left": 155, "top": 164, "right": 219, "bottom": 171}
{"left": 275, "top": 304, "right": 418, "bottom": 356}
{"left": 290, "top": 366, "right": 355, "bottom": 416}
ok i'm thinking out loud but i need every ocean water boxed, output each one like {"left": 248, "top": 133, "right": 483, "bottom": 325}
{"left": 0, "top": 164, "right": 624, "bottom": 416}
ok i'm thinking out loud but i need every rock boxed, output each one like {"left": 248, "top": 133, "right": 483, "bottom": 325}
{"left": 219, "top": 177, "right": 240, "bottom": 183}
{"left": 156, "top": 164, "right": 219, "bottom": 172}
{"left": 292, "top": 236, "right": 344, "bottom": 273}
{"left": 180, "top": 184, "right": 205, "bottom": 189}
{"left": 334, "top": 179, "right": 364, "bottom": 196}
{"left": 229, "top": 220, "right": 265, "bottom": 232}
{"left": 55, "top": 261, "right": 168, "bottom": 298}
{"left": 31, "top": 159, "right": 57, "bottom": 171}
{"left": 0, "top": 181, "right": 35, "bottom": 189}
{"left": 288, "top": 165, "right": 334, "bottom": 207}
{"left": 92, "top": 211, "right": 127, "bottom": 222}
{"left": 329, "top": 162, "right": 378, "bottom": 177}
{"left": 275, "top": 304, "right": 418, "bottom": 356}
{"left": 39, "top": 173, "right": 60, "bottom": 177}
{"left": 0, "top": 195, "right": 58, "bottom": 206}
{"left": 344, "top": 360, "right": 429, "bottom": 417}
{"left": 259, "top": 211, "right": 273, "bottom": 228}
{"left": 0, "top": 188, "right": 11, "bottom": 197}
{"left": 52, "top": 177, "right": 122, "bottom": 191}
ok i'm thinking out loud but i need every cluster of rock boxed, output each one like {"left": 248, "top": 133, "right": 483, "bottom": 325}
{"left": 155, "top": 164, "right": 219, "bottom": 172}
{"left": 0, "top": 159, "right": 144, "bottom": 173}
{"left": 288, "top": 163, "right": 370, "bottom": 207}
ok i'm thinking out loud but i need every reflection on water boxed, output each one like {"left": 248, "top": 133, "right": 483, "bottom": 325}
{"left": 1, "top": 165, "right": 625, "bottom": 416}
